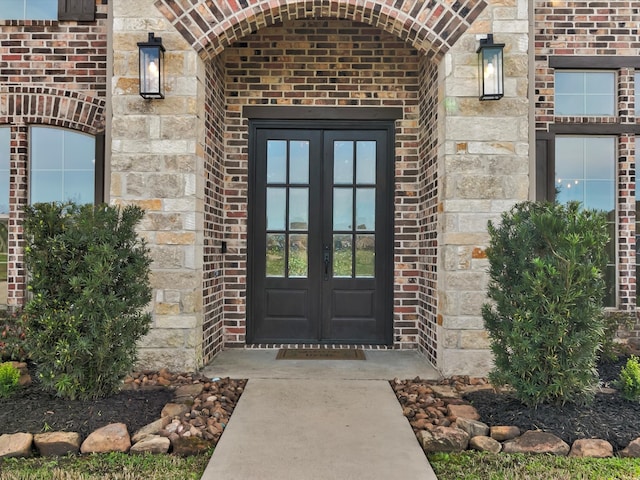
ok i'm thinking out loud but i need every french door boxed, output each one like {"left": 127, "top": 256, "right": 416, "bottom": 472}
{"left": 248, "top": 122, "right": 393, "bottom": 344}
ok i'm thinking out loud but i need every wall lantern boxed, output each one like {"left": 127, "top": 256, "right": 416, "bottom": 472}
{"left": 137, "top": 33, "right": 165, "bottom": 99}
{"left": 477, "top": 34, "right": 505, "bottom": 101}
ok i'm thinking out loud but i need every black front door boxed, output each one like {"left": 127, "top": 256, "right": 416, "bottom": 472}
{"left": 248, "top": 122, "right": 393, "bottom": 344}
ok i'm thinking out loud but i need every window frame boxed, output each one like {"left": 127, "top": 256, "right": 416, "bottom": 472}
{"left": 0, "top": 0, "right": 95, "bottom": 21}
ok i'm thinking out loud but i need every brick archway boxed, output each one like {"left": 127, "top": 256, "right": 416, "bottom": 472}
{"left": 0, "top": 86, "right": 105, "bottom": 134}
{"left": 154, "top": 0, "right": 487, "bottom": 60}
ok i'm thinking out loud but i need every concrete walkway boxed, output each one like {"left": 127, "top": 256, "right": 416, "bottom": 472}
{"left": 200, "top": 350, "right": 440, "bottom": 480}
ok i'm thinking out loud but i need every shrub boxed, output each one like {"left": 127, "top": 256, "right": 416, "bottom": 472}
{"left": 0, "top": 310, "right": 28, "bottom": 362}
{"left": 22, "top": 202, "right": 152, "bottom": 400}
{"left": 0, "top": 361, "right": 20, "bottom": 397}
{"left": 600, "top": 312, "right": 635, "bottom": 362}
{"left": 616, "top": 356, "right": 640, "bottom": 401}
{"left": 482, "top": 201, "right": 609, "bottom": 406}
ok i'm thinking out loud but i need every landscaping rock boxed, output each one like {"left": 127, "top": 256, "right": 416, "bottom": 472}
{"left": 569, "top": 438, "right": 613, "bottom": 458}
{"left": 502, "top": 430, "right": 570, "bottom": 455}
{"left": 161, "top": 403, "right": 190, "bottom": 418}
{"left": 490, "top": 425, "right": 521, "bottom": 441}
{"left": 447, "top": 404, "right": 480, "bottom": 421}
{"left": 469, "top": 435, "right": 502, "bottom": 453}
{"left": 171, "top": 436, "right": 213, "bottom": 456}
{"left": 80, "top": 423, "right": 131, "bottom": 454}
{"left": 620, "top": 438, "right": 640, "bottom": 458}
{"left": 130, "top": 435, "right": 170, "bottom": 454}
{"left": 0, "top": 432, "right": 33, "bottom": 458}
{"left": 455, "top": 417, "right": 489, "bottom": 438}
{"left": 33, "top": 432, "right": 81, "bottom": 456}
{"left": 417, "top": 426, "right": 470, "bottom": 453}
{"left": 174, "top": 384, "right": 204, "bottom": 401}
{"left": 131, "top": 417, "right": 172, "bottom": 443}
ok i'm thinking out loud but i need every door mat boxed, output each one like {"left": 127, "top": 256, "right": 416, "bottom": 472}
{"left": 276, "top": 348, "right": 366, "bottom": 360}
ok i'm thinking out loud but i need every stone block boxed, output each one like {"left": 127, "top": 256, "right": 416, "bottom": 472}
{"left": 417, "top": 426, "right": 470, "bottom": 453}
{"left": 456, "top": 418, "right": 490, "bottom": 438}
{"left": 33, "top": 432, "right": 81, "bottom": 456}
{"left": 132, "top": 417, "right": 172, "bottom": 443}
{"left": 569, "top": 439, "right": 613, "bottom": 458}
{"left": 490, "top": 425, "right": 521, "bottom": 441}
{"left": 502, "top": 431, "right": 570, "bottom": 455}
{"left": 0, "top": 433, "right": 33, "bottom": 458}
{"left": 130, "top": 435, "right": 171, "bottom": 454}
{"left": 447, "top": 404, "right": 480, "bottom": 421}
{"left": 470, "top": 435, "right": 502, "bottom": 453}
{"left": 80, "top": 423, "right": 131, "bottom": 454}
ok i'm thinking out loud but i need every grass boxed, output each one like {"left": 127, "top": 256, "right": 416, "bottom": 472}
{"left": 429, "top": 452, "right": 640, "bottom": 480}
{"left": 0, "top": 450, "right": 211, "bottom": 480}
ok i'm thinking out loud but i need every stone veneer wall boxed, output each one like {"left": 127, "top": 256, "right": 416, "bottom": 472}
{"left": 221, "top": 20, "right": 424, "bottom": 349}
{"left": 435, "top": 0, "right": 530, "bottom": 376}
{"left": 0, "top": 0, "right": 109, "bottom": 308}
{"left": 112, "top": 0, "right": 206, "bottom": 370}
{"left": 535, "top": 1, "right": 638, "bottom": 313}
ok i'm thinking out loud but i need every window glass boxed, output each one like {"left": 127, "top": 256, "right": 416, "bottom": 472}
{"left": 555, "top": 136, "right": 616, "bottom": 306}
{"left": 0, "top": 127, "right": 8, "bottom": 305}
{"left": 30, "top": 127, "right": 95, "bottom": 205}
{"left": 0, "top": 0, "right": 57, "bottom": 20}
{"left": 555, "top": 71, "right": 615, "bottom": 116}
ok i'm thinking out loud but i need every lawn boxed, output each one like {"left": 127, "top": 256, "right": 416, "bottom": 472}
{"left": 0, "top": 451, "right": 211, "bottom": 480}
{"left": 429, "top": 452, "right": 640, "bottom": 480}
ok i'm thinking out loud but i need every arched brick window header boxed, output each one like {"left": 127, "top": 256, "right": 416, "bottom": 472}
{"left": 0, "top": 86, "right": 105, "bottom": 135}
{"left": 154, "top": 0, "right": 487, "bottom": 60}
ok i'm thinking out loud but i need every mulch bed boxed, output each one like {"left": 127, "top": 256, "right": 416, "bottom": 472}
{"left": 464, "top": 356, "right": 640, "bottom": 452}
{"left": 0, "top": 365, "right": 173, "bottom": 439}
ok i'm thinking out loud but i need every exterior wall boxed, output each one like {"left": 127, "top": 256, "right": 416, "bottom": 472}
{"left": 436, "top": 0, "right": 530, "bottom": 376}
{"left": 0, "top": 1, "right": 109, "bottom": 308}
{"left": 534, "top": 1, "right": 638, "bottom": 314}
{"left": 113, "top": 0, "right": 530, "bottom": 375}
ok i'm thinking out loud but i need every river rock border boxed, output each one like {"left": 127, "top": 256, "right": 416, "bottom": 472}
{"left": 0, "top": 365, "right": 246, "bottom": 459}
{"left": 391, "top": 376, "right": 640, "bottom": 458}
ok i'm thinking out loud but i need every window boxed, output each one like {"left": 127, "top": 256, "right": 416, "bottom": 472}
{"left": 555, "top": 136, "right": 616, "bottom": 306}
{"left": 0, "top": 0, "right": 95, "bottom": 21}
{"left": 0, "top": 0, "right": 57, "bottom": 20}
{"left": 555, "top": 71, "right": 615, "bottom": 116}
{"left": 0, "top": 127, "right": 8, "bottom": 305}
{"left": 30, "top": 126, "right": 96, "bottom": 205}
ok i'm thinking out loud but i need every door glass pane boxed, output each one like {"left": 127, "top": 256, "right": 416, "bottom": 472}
{"left": 333, "top": 234, "right": 352, "bottom": 277}
{"left": 333, "top": 188, "right": 353, "bottom": 230}
{"left": 334, "top": 141, "right": 354, "bottom": 184}
{"left": 355, "top": 234, "right": 375, "bottom": 277}
{"left": 289, "top": 141, "right": 309, "bottom": 184}
{"left": 289, "top": 234, "right": 308, "bottom": 278}
{"left": 289, "top": 188, "right": 308, "bottom": 231}
{"left": 356, "top": 141, "right": 376, "bottom": 184}
{"left": 266, "top": 187, "right": 286, "bottom": 230}
{"left": 356, "top": 188, "right": 375, "bottom": 230}
{"left": 266, "top": 234, "right": 285, "bottom": 277}
{"left": 267, "top": 140, "right": 287, "bottom": 184}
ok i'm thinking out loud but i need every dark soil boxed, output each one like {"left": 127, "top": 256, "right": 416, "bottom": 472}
{"left": 464, "top": 356, "right": 640, "bottom": 452}
{"left": 0, "top": 365, "right": 174, "bottom": 439}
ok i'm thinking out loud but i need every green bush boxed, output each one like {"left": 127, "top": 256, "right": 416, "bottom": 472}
{"left": 22, "top": 202, "right": 152, "bottom": 400}
{"left": 482, "top": 201, "right": 609, "bottom": 406}
{"left": 0, "top": 361, "right": 20, "bottom": 397}
{"left": 0, "top": 310, "right": 28, "bottom": 362}
{"left": 617, "top": 356, "right": 640, "bottom": 401}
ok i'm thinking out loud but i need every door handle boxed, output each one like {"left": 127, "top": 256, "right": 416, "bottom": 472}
{"left": 323, "top": 245, "right": 330, "bottom": 280}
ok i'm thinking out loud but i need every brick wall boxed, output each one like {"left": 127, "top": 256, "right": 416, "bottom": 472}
{"left": 202, "top": 55, "right": 226, "bottom": 364}
{"left": 535, "top": 0, "right": 638, "bottom": 311}
{"left": 221, "top": 19, "right": 425, "bottom": 349}
{"left": 417, "top": 57, "right": 439, "bottom": 364}
{"left": 0, "top": 1, "right": 108, "bottom": 308}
